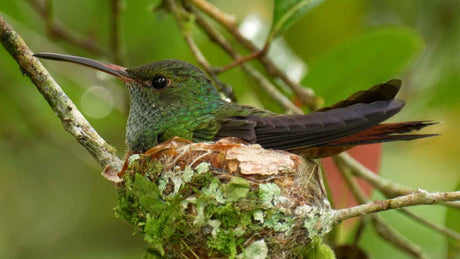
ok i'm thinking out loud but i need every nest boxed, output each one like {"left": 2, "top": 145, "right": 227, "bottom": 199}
{"left": 113, "top": 137, "right": 333, "bottom": 258}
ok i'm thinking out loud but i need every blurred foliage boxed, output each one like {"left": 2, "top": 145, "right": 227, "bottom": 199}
{"left": 446, "top": 180, "right": 460, "bottom": 259}
{"left": 269, "top": 0, "right": 325, "bottom": 41}
{"left": 302, "top": 26, "right": 424, "bottom": 105}
{"left": 0, "top": 0, "right": 459, "bottom": 259}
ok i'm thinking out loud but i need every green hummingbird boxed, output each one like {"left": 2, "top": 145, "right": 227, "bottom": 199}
{"left": 34, "top": 53, "right": 436, "bottom": 158}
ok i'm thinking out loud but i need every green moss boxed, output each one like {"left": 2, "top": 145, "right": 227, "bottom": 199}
{"left": 211, "top": 203, "right": 240, "bottom": 228}
{"left": 207, "top": 228, "right": 243, "bottom": 258}
{"left": 115, "top": 159, "right": 328, "bottom": 258}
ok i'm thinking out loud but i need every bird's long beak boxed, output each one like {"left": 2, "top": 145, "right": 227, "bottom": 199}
{"left": 34, "top": 52, "right": 133, "bottom": 81}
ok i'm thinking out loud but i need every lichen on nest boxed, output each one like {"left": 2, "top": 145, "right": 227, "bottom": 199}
{"left": 114, "top": 137, "right": 334, "bottom": 258}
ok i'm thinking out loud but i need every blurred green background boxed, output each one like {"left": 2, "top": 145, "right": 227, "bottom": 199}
{"left": 0, "top": 0, "right": 459, "bottom": 258}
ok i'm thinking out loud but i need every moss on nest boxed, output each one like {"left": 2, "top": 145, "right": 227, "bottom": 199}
{"left": 114, "top": 138, "right": 334, "bottom": 258}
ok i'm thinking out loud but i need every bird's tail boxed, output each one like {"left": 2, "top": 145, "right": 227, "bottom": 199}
{"left": 317, "top": 121, "right": 439, "bottom": 147}
{"left": 294, "top": 121, "right": 438, "bottom": 159}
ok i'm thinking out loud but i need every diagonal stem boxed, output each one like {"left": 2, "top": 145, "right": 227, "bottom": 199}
{"left": 336, "top": 152, "right": 460, "bottom": 209}
{"left": 110, "top": 0, "right": 123, "bottom": 64}
{"left": 167, "top": 0, "right": 235, "bottom": 101}
{"left": 0, "top": 14, "right": 122, "bottom": 182}
{"left": 185, "top": 6, "right": 303, "bottom": 114}
{"left": 399, "top": 208, "right": 460, "bottom": 241}
{"left": 213, "top": 44, "right": 269, "bottom": 73}
{"left": 334, "top": 158, "right": 431, "bottom": 259}
{"left": 27, "top": 0, "right": 108, "bottom": 56}
{"left": 187, "top": 0, "right": 319, "bottom": 110}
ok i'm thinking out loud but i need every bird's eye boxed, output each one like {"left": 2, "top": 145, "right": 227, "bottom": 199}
{"left": 151, "top": 76, "right": 169, "bottom": 90}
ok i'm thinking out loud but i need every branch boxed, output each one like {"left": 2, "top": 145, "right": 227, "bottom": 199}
{"left": 0, "top": 14, "right": 122, "bottom": 181}
{"left": 110, "top": 0, "right": 123, "bottom": 64}
{"left": 183, "top": 7, "right": 303, "bottom": 114}
{"left": 187, "top": 0, "right": 319, "bottom": 110}
{"left": 27, "top": 0, "right": 108, "bottom": 56}
{"left": 371, "top": 215, "right": 429, "bottom": 259}
{"left": 399, "top": 209, "right": 460, "bottom": 241}
{"left": 335, "top": 156, "right": 430, "bottom": 258}
{"left": 213, "top": 44, "right": 269, "bottom": 73}
{"left": 167, "top": 0, "right": 235, "bottom": 101}
{"left": 241, "top": 64, "right": 304, "bottom": 114}
{"left": 187, "top": 0, "right": 237, "bottom": 29}
{"left": 338, "top": 151, "right": 460, "bottom": 241}
{"left": 333, "top": 190, "right": 460, "bottom": 224}
{"left": 336, "top": 152, "right": 460, "bottom": 209}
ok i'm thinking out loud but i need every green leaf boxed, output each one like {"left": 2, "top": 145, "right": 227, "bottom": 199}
{"left": 303, "top": 237, "right": 336, "bottom": 259}
{"left": 238, "top": 240, "right": 268, "bottom": 259}
{"left": 269, "top": 0, "right": 324, "bottom": 41}
{"left": 202, "top": 178, "right": 226, "bottom": 203}
{"left": 224, "top": 177, "right": 250, "bottom": 202}
{"left": 302, "top": 26, "right": 424, "bottom": 105}
{"left": 258, "top": 183, "right": 281, "bottom": 208}
{"left": 445, "top": 180, "right": 460, "bottom": 259}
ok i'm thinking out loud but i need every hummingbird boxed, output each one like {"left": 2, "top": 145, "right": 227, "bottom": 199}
{"left": 34, "top": 53, "right": 436, "bottom": 158}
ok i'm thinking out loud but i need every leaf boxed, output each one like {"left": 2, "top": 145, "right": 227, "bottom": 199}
{"left": 303, "top": 237, "right": 336, "bottom": 259}
{"left": 258, "top": 183, "right": 281, "bottom": 208}
{"left": 445, "top": 180, "right": 460, "bottom": 259}
{"left": 237, "top": 240, "right": 268, "bottom": 259}
{"left": 224, "top": 177, "right": 250, "bottom": 202}
{"left": 269, "top": 0, "right": 325, "bottom": 41}
{"left": 302, "top": 26, "right": 424, "bottom": 105}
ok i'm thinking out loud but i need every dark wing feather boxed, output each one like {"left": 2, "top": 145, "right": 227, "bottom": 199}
{"left": 252, "top": 99, "right": 405, "bottom": 150}
{"left": 215, "top": 79, "right": 410, "bottom": 150}
{"left": 317, "top": 79, "right": 401, "bottom": 112}
{"left": 215, "top": 119, "right": 257, "bottom": 143}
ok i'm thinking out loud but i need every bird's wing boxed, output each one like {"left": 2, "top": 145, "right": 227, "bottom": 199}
{"left": 191, "top": 104, "right": 262, "bottom": 143}
{"left": 214, "top": 79, "right": 408, "bottom": 150}
{"left": 249, "top": 99, "right": 404, "bottom": 150}
{"left": 192, "top": 116, "right": 257, "bottom": 143}
{"left": 317, "top": 79, "right": 401, "bottom": 111}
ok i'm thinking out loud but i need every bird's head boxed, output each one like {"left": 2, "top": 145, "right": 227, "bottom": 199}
{"left": 34, "top": 53, "right": 225, "bottom": 151}
{"left": 33, "top": 53, "right": 222, "bottom": 109}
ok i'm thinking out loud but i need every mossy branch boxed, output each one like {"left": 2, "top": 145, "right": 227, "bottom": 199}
{"left": 332, "top": 189, "right": 460, "bottom": 225}
{"left": 0, "top": 14, "right": 123, "bottom": 178}
{"left": 336, "top": 152, "right": 460, "bottom": 209}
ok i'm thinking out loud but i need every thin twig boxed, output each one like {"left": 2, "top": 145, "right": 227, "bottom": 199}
{"left": 213, "top": 44, "right": 269, "bottom": 73}
{"left": 371, "top": 215, "right": 429, "bottom": 259}
{"left": 241, "top": 65, "right": 304, "bottom": 114}
{"left": 186, "top": 7, "right": 303, "bottom": 114}
{"left": 399, "top": 209, "right": 460, "bottom": 241}
{"left": 187, "top": 0, "right": 318, "bottom": 110}
{"left": 0, "top": 15, "right": 122, "bottom": 182}
{"left": 167, "top": 0, "right": 235, "bottom": 101}
{"left": 44, "top": 0, "right": 53, "bottom": 32}
{"left": 184, "top": 33, "right": 236, "bottom": 101}
{"left": 335, "top": 157, "right": 430, "bottom": 259}
{"left": 187, "top": 0, "right": 237, "bottom": 29}
{"left": 336, "top": 152, "right": 460, "bottom": 209}
{"left": 27, "top": 0, "right": 108, "bottom": 56}
{"left": 333, "top": 188, "right": 460, "bottom": 224}
{"left": 110, "top": 0, "right": 123, "bottom": 64}
{"left": 337, "top": 153, "right": 414, "bottom": 197}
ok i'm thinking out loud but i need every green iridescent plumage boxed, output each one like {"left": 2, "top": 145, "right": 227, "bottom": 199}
{"left": 34, "top": 53, "right": 436, "bottom": 157}
{"left": 124, "top": 59, "right": 270, "bottom": 151}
